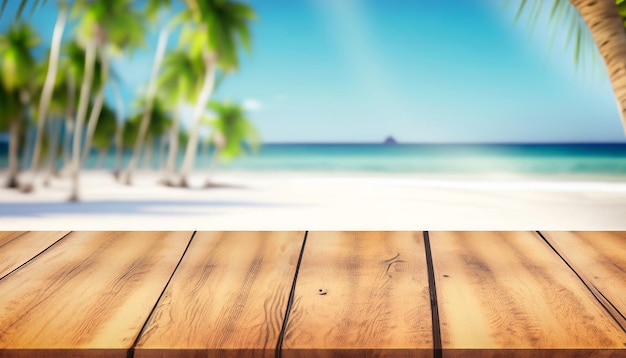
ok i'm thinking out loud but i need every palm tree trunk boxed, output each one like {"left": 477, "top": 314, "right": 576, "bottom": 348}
{"left": 62, "top": 72, "right": 76, "bottom": 174}
{"left": 20, "top": 123, "right": 34, "bottom": 171}
{"left": 163, "top": 100, "right": 182, "bottom": 184}
{"left": 201, "top": 138, "right": 210, "bottom": 168}
{"left": 43, "top": 118, "right": 61, "bottom": 186}
{"left": 571, "top": 0, "right": 626, "bottom": 133}
{"left": 111, "top": 80, "right": 125, "bottom": 179}
{"left": 81, "top": 87, "right": 105, "bottom": 165}
{"left": 158, "top": 134, "right": 166, "bottom": 169}
{"left": 113, "top": 123, "right": 123, "bottom": 179}
{"left": 6, "top": 119, "right": 21, "bottom": 188}
{"left": 124, "top": 27, "right": 169, "bottom": 185}
{"left": 81, "top": 47, "right": 108, "bottom": 166}
{"left": 28, "top": 7, "right": 66, "bottom": 177}
{"left": 95, "top": 148, "right": 107, "bottom": 169}
{"left": 143, "top": 136, "right": 153, "bottom": 169}
{"left": 178, "top": 59, "right": 216, "bottom": 187}
{"left": 204, "top": 146, "right": 222, "bottom": 187}
{"left": 69, "top": 38, "right": 97, "bottom": 202}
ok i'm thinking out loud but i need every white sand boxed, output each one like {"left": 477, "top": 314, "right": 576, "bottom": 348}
{"left": 1, "top": 170, "right": 626, "bottom": 230}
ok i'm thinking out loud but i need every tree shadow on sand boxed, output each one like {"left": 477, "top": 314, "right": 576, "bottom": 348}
{"left": 0, "top": 200, "right": 294, "bottom": 217}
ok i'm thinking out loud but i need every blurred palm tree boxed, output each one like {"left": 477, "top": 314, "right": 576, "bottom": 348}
{"left": 156, "top": 49, "right": 204, "bottom": 185}
{"left": 25, "top": 0, "right": 68, "bottom": 189}
{"left": 0, "top": 22, "right": 39, "bottom": 188}
{"left": 129, "top": 96, "right": 170, "bottom": 171}
{"left": 123, "top": 0, "right": 172, "bottom": 185}
{"left": 91, "top": 103, "right": 116, "bottom": 168}
{"left": 58, "top": 40, "right": 101, "bottom": 171}
{"left": 175, "top": 0, "right": 256, "bottom": 187}
{"left": 69, "top": 0, "right": 145, "bottom": 201}
{"left": 42, "top": 83, "right": 69, "bottom": 185}
{"left": 513, "top": 0, "right": 626, "bottom": 133}
{"left": 203, "top": 101, "right": 259, "bottom": 186}
{"left": 80, "top": 1, "right": 145, "bottom": 165}
{"left": 146, "top": 99, "right": 170, "bottom": 170}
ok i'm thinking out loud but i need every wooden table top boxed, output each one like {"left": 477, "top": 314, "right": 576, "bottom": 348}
{"left": 0, "top": 231, "right": 624, "bottom": 357}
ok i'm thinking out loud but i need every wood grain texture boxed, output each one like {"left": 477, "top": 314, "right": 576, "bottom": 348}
{"left": 282, "top": 231, "right": 432, "bottom": 358}
{"left": 541, "top": 231, "right": 626, "bottom": 330}
{"left": 429, "top": 231, "right": 626, "bottom": 358}
{"left": 0, "top": 231, "right": 68, "bottom": 278}
{"left": 0, "top": 231, "right": 192, "bottom": 358}
{"left": 134, "top": 231, "right": 305, "bottom": 358}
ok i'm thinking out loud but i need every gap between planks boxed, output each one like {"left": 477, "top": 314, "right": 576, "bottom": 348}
{"left": 423, "top": 231, "right": 443, "bottom": 358}
{"left": 0, "top": 231, "right": 71, "bottom": 282}
{"left": 536, "top": 231, "right": 626, "bottom": 333}
{"left": 126, "top": 231, "right": 197, "bottom": 358}
{"left": 275, "top": 231, "right": 309, "bottom": 358}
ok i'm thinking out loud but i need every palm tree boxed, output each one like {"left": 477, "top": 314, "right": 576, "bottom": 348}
{"left": 128, "top": 96, "right": 170, "bottom": 171}
{"left": 69, "top": 0, "right": 145, "bottom": 201}
{"left": 25, "top": 0, "right": 68, "bottom": 190}
{"left": 58, "top": 40, "right": 94, "bottom": 173}
{"left": 91, "top": 103, "right": 116, "bottom": 168}
{"left": 80, "top": 1, "right": 145, "bottom": 167}
{"left": 122, "top": 0, "right": 172, "bottom": 185}
{"left": 110, "top": 79, "right": 126, "bottom": 178}
{"left": 515, "top": 0, "right": 626, "bottom": 134}
{"left": 0, "top": 22, "right": 39, "bottom": 188}
{"left": 41, "top": 74, "right": 70, "bottom": 185}
{"left": 176, "top": 0, "right": 256, "bottom": 187}
{"left": 156, "top": 49, "right": 204, "bottom": 184}
{"left": 202, "top": 101, "right": 259, "bottom": 186}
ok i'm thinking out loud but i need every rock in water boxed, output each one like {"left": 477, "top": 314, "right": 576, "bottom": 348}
{"left": 383, "top": 136, "right": 397, "bottom": 145}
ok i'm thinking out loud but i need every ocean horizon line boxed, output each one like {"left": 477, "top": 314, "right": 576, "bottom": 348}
{"left": 259, "top": 141, "right": 626, "bottom": 146}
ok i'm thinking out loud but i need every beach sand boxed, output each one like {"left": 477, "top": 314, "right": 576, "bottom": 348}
{"left": 1, "top": 170, "right": 625, "bottom": 230}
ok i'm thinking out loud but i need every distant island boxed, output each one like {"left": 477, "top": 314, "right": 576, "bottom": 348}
{"left": 383, "top": 136, "right": 398, "bottom": 145}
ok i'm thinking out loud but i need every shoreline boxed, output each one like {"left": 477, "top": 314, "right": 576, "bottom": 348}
{"left": 1, "top": 169, "right": 626, "bottom": 231}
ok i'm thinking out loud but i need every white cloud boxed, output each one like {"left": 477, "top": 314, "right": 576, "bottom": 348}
{"left": 242, "top": 98, "right": 264, "bottom": 112}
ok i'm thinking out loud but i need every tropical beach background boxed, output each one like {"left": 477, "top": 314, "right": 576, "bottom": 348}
{"left": 2, "top": 0, "right": 626, "bottom": 230}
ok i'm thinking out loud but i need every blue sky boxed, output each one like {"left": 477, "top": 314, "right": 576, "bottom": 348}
{"left": 1, "top": 0, "right": 624, "bottom": 143}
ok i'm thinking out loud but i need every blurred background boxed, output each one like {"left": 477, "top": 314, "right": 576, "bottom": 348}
{"left": 1, "top": 0, "right": 626, "bottom": 200}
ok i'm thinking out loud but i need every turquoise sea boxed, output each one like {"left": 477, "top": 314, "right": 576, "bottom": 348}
{"left": 2, "top": 143, "right": 626, "bottom": 176}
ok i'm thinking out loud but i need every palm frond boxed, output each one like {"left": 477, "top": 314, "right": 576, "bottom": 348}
{"left": 1, "top": 1, "right": 8, "bottom": 17}
{"left": 510, "top": 0, "right": 601, "bottom": 73}
{"left": 16, "top": 0, "right": 28, "bottom": 18}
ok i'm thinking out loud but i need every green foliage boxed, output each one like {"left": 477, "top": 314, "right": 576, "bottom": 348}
{"left": 0, "top": 80, "right": 23, "bottom": 130}
{"left": 178, "top": 0, "right": 256, "bottom": 71}
{"left": 205, "top": 101, "right": 260, "bottom": 161}
{"left": 0, "top": 22, "right": 39, "bottom": 92}
{"left": 61, "top": 41, "right": 104, "bottom": 90}
{"left": 92, "top": 104, "right": 116, "bottom": 149}
{"left": 157, "top": 50, "right": 205, "bottom": 107}
{"left": 148, "top": 99, "right": 171, "bottom": 136}
{"left": 510, "top": 0, "right": 626, "bottom": 72}
{"left": 122, "top": 115, "right": 140, "bottom": 148}
{"left": 132, "top": 96, "right": 171, "bottom": 137}
{"left": 72, "top": 0, "right": 146, "bottom": 54}
{"left": 145, "top": 0, "right": 171, "bottom": 23}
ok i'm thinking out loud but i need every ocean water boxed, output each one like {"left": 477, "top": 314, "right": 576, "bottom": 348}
{"left": 2, "top": 143, "right": 626, "bottom": 176}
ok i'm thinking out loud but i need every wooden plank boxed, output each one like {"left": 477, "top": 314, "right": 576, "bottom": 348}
{"left": 134, "top": 231, "right": 305, "bottom": 358}
{"left": 282, "top": 231, "right": 432, "bottom": 358}
{"left": 429, "top": 231, "right": 626, "bottom": 358}
{"left": 541, "top": 231, "right": 626, "bottom": 330}
{"left": 0, "top": 231, "right": 25, "bottom": 246}
{"left": 0, "top": 231, "right": 192, "bottom": 358}
{"left": 0, "top": 231, "right": 68, "bottom": 279}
